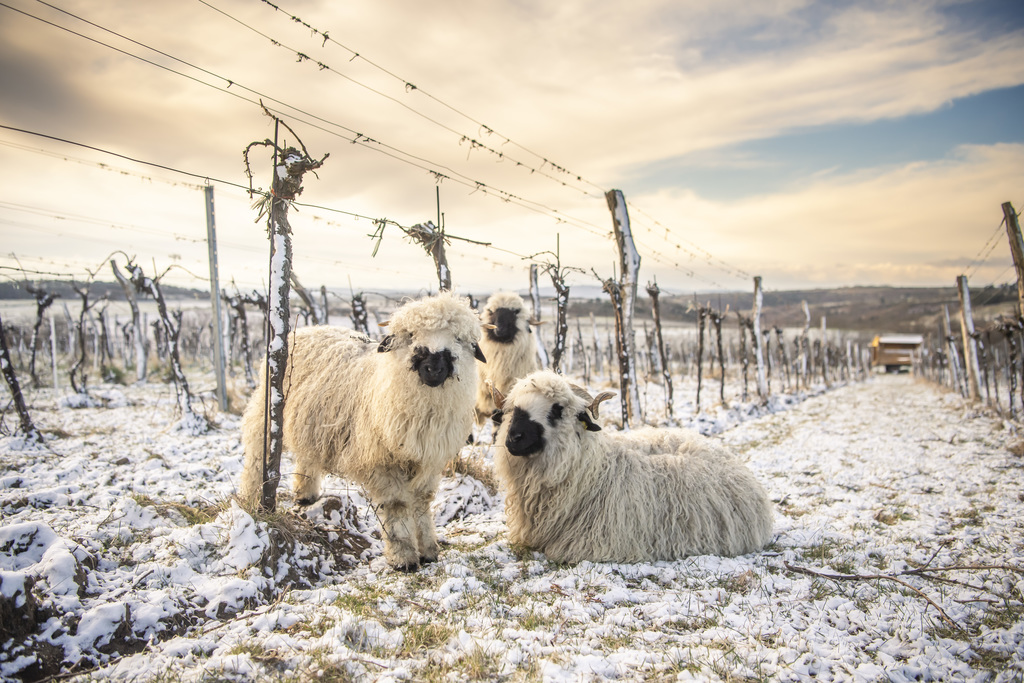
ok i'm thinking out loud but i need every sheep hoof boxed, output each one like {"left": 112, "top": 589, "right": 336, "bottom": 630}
{"left": 295, "top": 496, "right": 319, "bottom": 507}
{"left": 393, "top": 561, "right": 420, "bottom": 573}
{"left": 419, "top": 556, "right": 437, "bottom": 565}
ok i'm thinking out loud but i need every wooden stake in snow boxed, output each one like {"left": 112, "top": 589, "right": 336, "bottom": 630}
{"left": 0, "top": 312, "right": 44, "bottom": 445}
{"left": 111, "top": 260, "right": 149, "bottom": 383}
{"left": 646, "top": 280, "right": 673, "bottom": 419}
{"left": 1003, "top": 202, "right": 1024, "bottom": 318}
{"left": 937, "top": 305, "right": 962, "bottom": 395}
{"left": 751, "top": 276, "right": 769, "bottom": 402}
{"left": 695, "top": 302, "right": 707, "bottom": 414}
{"left": 957, "top": 275, "right": 982, "bottom": 401}
{"left": 606, "top": 189, "right": 643, "bottom": 426}
{"left": 244, "top": 114, "right": 327, "bottom": 512}
{"left": 126, "top": 261, "right": 208, "bottom": 434}
{"left": 529, "top": 264, "right": 550, "bottom": 369}
{"left": 799, "top": 301, "right": 811, "bottom": 389}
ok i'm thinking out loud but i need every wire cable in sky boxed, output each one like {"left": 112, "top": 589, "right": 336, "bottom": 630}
{"left": 251, "top": 0, "right": 755, "bottom": 284}
{"left": 195, "top": 0, "right": 598, "bottom": 200}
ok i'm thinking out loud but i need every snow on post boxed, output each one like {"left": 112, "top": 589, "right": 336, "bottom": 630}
{"left": 957, "top": 275, "right": 982, "bottom": 401}
{"left": 751, "top": 276, "right": 769, "bottom": 402}
{"left": 605, "top": 189, "right": 643, "bottom": 427}
{"left": 243, "top": 127, "right": 327, "bottom": 512}
{"left": 1002, "top": 202, "right": 1024, "bottom": 317}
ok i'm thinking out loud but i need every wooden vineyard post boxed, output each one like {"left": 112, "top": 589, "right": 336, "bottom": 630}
{"left": 737, "top": 312, "right": 751, "bottom": 401}
{"left": 695, "top": 303, "right": 707, "bottom": 414}
{"left": 751, "top": 276, "right": 769, "bottom": 402}
{"left": 243, "top": 114, "right": 327, "bottom": 512}
{"left": 1003, "top": 202, "right": 1024, "bottom": 317}
{"left": 606, "top": 189, "right": 643, "bottom": 426}
{"left": 711, "top": 308, "right": 727, "bottom": 406}
{"left": 957, "top": 275, "right": 982, "bottom": 401}
{"left": 820, "top": 315, "right": 830, "bottom": 387}
{"left": 942, "top": 305, "right": 964, "bottom": 395}
{"left": 646, "top": 281, "right": 673, "bottom": 419}
{"left": 799, "top": 301, "right": 811, "bottom": 389}
{"left": 529, "top": 264, "right": 550, "bottom": 369}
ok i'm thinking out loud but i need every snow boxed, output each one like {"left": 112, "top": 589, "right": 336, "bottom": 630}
{"left": 1, "top": 374, "right": 1022, "bottom": 681}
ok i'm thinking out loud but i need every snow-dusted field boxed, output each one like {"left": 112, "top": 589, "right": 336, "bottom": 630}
{"left": 2, "top": 374, "right": 1022, "bottom": 682}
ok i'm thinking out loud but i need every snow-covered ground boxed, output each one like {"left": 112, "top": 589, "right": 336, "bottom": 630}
{"left": 1, "top": 374, "right": 1022, "bottom": 682}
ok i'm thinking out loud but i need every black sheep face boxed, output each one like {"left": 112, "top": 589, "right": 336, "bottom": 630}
{"left": 409, "top": 346, "right": 455, "bottom": 387}
{"left": 485, "top": 307, "right": 521, "bottom": 344}
{"left": 504, "top": 406, "right": 545, "bottom": 456}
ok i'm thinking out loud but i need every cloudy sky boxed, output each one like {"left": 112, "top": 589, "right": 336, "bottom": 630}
{"left": 1, "top": 0, "right": 1022, "bottom": 299}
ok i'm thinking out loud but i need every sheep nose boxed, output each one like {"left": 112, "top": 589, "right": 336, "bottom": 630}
{"left": 417, "top": 351, "right": 452, "bottom": 387}
{"left": 505, "top": 407, "right": 544, "bottom": 456}
{"left": 488, "top": 308, "right": 518, "bottom": 343}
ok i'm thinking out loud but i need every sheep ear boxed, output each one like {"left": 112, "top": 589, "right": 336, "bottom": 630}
{"left": 577, "top": 411, "right": 601, "bottom": 432}
{"left": 473, "top": 343, "right": 487, "bottom": 363}
{"left": 377, "top": 334, "right": 396, "bottom": 353}
{"left": 488, "top": 380, "right": 505, "bottom": 409}
{"left": 588, "top": 391, "right": 617, "bottom": 418}
{"left": 481, "top": 323, "right": 497, "bottom": 330}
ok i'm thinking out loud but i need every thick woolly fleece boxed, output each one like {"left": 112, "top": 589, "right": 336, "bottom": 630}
{"left": 493, "top": 371, "right": 774, "bottom": 563}
{"left": 474, "top": 292, "right": 539, "bottom": 424}
{"left": 239, "top": 291, "right": 482, "bottom": 570}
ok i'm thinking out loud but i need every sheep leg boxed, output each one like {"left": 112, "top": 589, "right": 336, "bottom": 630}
{"left": 292, "top": 465, "right": 322, "bottom": 506}
{"left": 413, "top": 486, "right": 440, "bottom": 564}
{"left": 377, "top": 499, "right": 421, "bottom": 571}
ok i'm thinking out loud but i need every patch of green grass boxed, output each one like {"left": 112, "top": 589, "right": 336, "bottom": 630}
{"left": 460, "top": 645, "right": 501, "bottom": 680}
{"left": 130, "top": 494, "right": 222, "bottom": 526}
{"left": 333, "top": 584, "right": 390, "bottom": 620}
{"left": 400, "top": 621, "right": 455, "bottom": 655}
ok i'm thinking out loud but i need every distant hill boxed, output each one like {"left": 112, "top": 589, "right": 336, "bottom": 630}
{"left": 0, "top": 280, "right": 209, "bottom": 303}
{"left": 1, "top": 280, "right": 1016, "bottom": 335}
{"left": 546, "top": 283, "right": 1018, "bottom": 335}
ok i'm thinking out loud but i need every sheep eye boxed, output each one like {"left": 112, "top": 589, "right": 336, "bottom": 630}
{"left": 547, "top": 403, "right": 564, "bottom": 426}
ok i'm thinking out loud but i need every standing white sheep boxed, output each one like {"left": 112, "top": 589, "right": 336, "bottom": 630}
{"left": 474, "top": 292, "right": 539, "bottom": 425}
{"left": 492, "top": 371, "right": 774, "bottom": 563}
{"left": 238, "top": 291, "right": 485, "bottom": 571}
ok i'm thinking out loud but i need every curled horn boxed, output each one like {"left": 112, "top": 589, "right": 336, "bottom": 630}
{"left": 588, "top": 391, "right": 617, "bottom": 418}
{"left": 487, "top": 379, "right": 506, "bottom": 410}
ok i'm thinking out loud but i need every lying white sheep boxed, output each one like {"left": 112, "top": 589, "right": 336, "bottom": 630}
{"left": 474, "top": 292, "right": 539, "bottom": 425}
{"left": 492, "top": 371, "right": 774, "bottom": 563}
{"left": 238, "top": 291, "right": 485, "bottom": 571}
